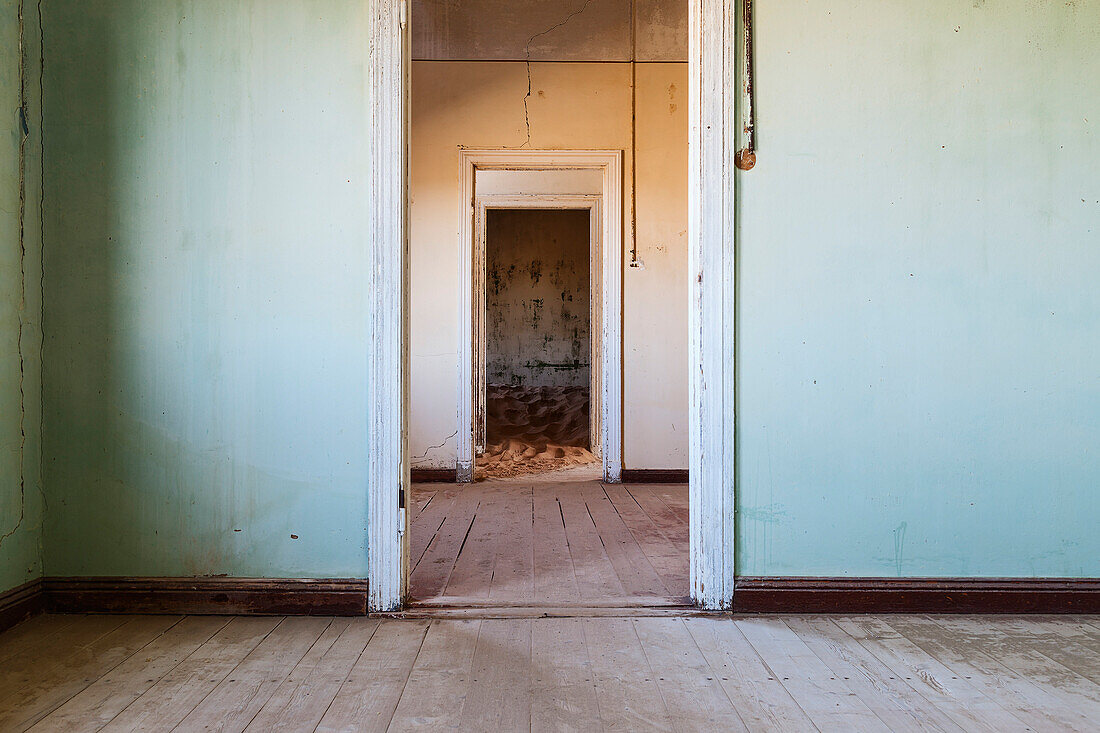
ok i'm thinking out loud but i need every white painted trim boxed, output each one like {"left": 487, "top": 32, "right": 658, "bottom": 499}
{"left": 458, "top": 150, "right": 623, "bottom": 483}
{"left": 366, "top": 0, "right": 409, "bottom": 613}
{"left": 689, "top": 0, "right": 738, "bottom": 609}
{"left": 472, "top": 194, "right": 603, "bottom": 460}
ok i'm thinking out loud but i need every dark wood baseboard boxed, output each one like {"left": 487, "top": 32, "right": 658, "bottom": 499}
{"left": 412, "top": 468, "right": 690, "bottom": 483}
{"left": 42, "top": 577, "right": 369, "bottom": 616}
{"left": 733, "top": 577, "right": 1100, "bottom": 614}
{"left": 621, "top": 469, "right": 688, "bottom": 484}
{"left": 6, "top": 576, "right": 1097, "bottom": 624}
{"left": 411, "top": 468, "right": 458, "bottom": 483}
{"left": 0, "top": 579, "right": 46, "bottom": 633}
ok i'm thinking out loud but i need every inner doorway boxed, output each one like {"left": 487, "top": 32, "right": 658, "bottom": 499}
{"left": 455, "top": 152, "right": 624, "bottom": 485}
{"left": 479, "top": 207, "right": 597, "bottom": 480}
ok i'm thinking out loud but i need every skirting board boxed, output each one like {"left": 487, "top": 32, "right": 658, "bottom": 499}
{"left": 0, "top": 579, "right": 46, "bottom": 633}
{"left": 42, "top": 577, "right": 369, "bottom": 617}
{"left": 621, "top": 469, "right": 688, "bottom": 484}
{"left": 733, "top": 577, "right": 1100, "bottom": 614}
{"left": 411, "top": 468, "right": 457, "bottom": 483}
{"left": 413, "top": 469, "right": 689, "bottom": 483}
{"left": 4, "top": 577, "right": 1097, "bottom": 627}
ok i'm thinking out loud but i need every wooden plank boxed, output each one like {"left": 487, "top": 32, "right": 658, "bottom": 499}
{"left": 532, "top": 487, "right": 580, "bottom": 604}
{"left": 625, "top": 485, "right": 688, "bottom": 548}
{"left": 244, "top": 618, "right": 380, "bottom": 732}
{"left": 174, "top": 616, "right": 332, "bottom": 731}
{"left": 29, "top": 616, "right": 230, "bottom": 732}
{"left": 834, "top": 616, "right": 1032, "bottom": 732}
{"left": 530, "top": 618, "right": 600, "bottom": 732}
{"left": 316, "top": 620, "right": 429, "bottom": 731}
{"left": 388, "top": 619, "right": 481, "bottom": 732}
{"left": 458, "top": 619, "right": 532, "bottom": 730}
{"left": 99, "top": 616, "right": 282, "bottom": 731}
{"left": 579, "top": 482, "right": 672, "bottom": 598}
{"left": 558, "top": 485, "right": 626, "bottom": 599}
{"left": 0, "top": 615, "right": 79, "bottom": 665}
{"left": 682, "top": 617, "right": 816, "bottom": 731}
{"left": 1073, "top": 614, "right": 1100, "bottom": 639}
{"left": 0, "top": 615, "right": 181, "bottom": 731}
{"left": 583, "top": 617, "right": 673, "bottom": 731}
{"left": 603, "top": 484, "right": 688, "bottom": 596}
{"left": 735, "top": 616, "right": 891, "bottom": 732}
{"left": 409, "top": 487, "right": 459, "bottom": 570}
{"left": 409, "top": 488, "right": 480, "bottom": 600}
{"left": 0, "top": 614, "right": 129, "bottom": 700}
{"left": 445, "top": 486, "right": 512, "bottom": 599}
{"left": 488, "top": 485, "right": 535, "bottom": 602}
{"left": 983, "top": 616, "right": 1100, "bottom": 684}
{"left": 927, "top": 617, "right": 1100, "bottom": 699}
{"left": 648, "top": 484, "right": 690, "bottom": 526}
{"left": 633, "top": 618, "right": 749, "bottom": 731}
{"left": 886, "top": 615, "right": 1100, "bottom": 732}
{"left": 411, "top": 484, "right": 440, "bottom": 519}
{"left": 783, "top": 616, "right": 966, "bottom": 733}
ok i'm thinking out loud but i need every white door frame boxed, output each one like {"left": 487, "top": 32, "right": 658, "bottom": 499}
{"left": 471, "top": 194, "right": 604, "bottom": 470}
{"left": 368, "top": 0, "right": 739, "bottom": 611}
{"left": 366, "top": 0, "right": 410, "bottom": 613}
{"left": 458, "top": 151, "right": 622, "bottom": 484}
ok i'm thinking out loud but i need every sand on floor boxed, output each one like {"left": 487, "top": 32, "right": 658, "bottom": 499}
{"left": 477, "top": 384, "right": 596, "bottom": 480}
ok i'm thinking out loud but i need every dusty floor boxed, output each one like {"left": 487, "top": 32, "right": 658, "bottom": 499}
{"left": 409, "top": 471, "right": 687, "bottom": 606}
{"left": 2, "top": 612, "right": 1098, "bottom": 731}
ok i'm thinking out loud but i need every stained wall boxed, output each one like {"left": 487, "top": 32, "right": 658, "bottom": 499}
{"left": 735, "top": 0, "right": 1100, "bottom": 577}
{"left": 41, "top": 1, "right": 373, "bottom": 578}
{"left": 16, "top": 0, "right": 1099, "bottom": 585}
{"left": 486, "top": 209, "right": 591, "bottom": 389}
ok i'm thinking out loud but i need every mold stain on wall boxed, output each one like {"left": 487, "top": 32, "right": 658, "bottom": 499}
{"left": 485, "top": 208, "right": 591, "bottom": 388}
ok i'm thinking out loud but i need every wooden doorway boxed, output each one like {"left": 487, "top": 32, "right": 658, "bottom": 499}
{"left": 458, "top": 151, "right": 623, "bottom": 484}
{"left": 367, "top": 0, "right": 742, "bottom": 612}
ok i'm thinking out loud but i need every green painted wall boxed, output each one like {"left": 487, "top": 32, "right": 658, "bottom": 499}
{"left": 42, "top": 1, "right": 372, "bottom": 578}
{"left": 27, "top": 0, "right": 1099, "bottom": 583}
{"left": 736, "top": 0, "right": 1100, "bottom": 576}
{"left": 0, "top": 0, "right": 43, "bottom": 594}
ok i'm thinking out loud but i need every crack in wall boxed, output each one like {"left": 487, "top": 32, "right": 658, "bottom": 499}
{"left": 2, "top": 0, "right": 30, "bottom": 549}
{"left": 1, "top": 0, "right": 45, "bottom": 553}
{"left": 519, "top": 0, "right": 598, "bottom": 147}
{"left": 410, "top": 430, "right": 459, "bottom": 465}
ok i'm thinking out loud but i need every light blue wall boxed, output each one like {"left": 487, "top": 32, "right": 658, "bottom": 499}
{"left": 736, "top": 0, "right": 1100, "bottom": 576}
{"left": 1, "top": 0, "right": 43, "bottom": 594}
{"left": 28, "top": 0, "right": 1100, "bottom": 582}
{"left": 42, "top": 1, "right": 372, "bottom": 578}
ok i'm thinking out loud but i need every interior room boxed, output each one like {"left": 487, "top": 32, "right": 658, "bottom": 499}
{"left": 405, "top": 0, "right": 691, "bottom": 609}
{"left": 480, "top": 207, "right": 595, "bottom": 479}
{"left": 1, "top": 0, "right": 1098, "bottom": 729}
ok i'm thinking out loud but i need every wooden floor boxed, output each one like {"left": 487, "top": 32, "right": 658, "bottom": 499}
{"left": 409, "top": 472, "right": 689, "bottom": 607}
{"left": 2, "top": 612, "right": 1099, "bottom": 731}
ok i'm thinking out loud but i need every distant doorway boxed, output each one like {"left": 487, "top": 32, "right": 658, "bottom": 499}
{"left": 457, "top": 150, "right": 623, "bottom": 484}
{"left": 478, "top": 209, "right": 597, "bottom": 480}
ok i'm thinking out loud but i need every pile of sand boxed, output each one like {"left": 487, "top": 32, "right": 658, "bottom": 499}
{"left": 477, "top": 384, "right": 596, "bottom": 479}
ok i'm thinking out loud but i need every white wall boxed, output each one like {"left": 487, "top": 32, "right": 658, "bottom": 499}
{"left": 410, "top": 61, "right": 688, "bottom": 470}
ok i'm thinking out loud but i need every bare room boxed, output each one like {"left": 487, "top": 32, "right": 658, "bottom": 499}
{"left": 1, "top": 0, "right": 1097, "bottom": 729}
